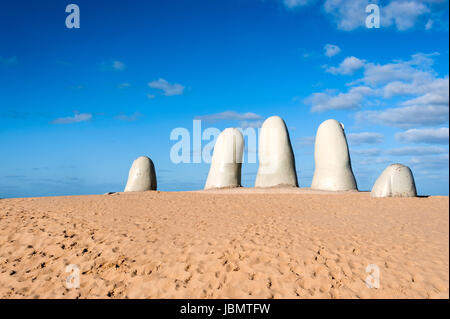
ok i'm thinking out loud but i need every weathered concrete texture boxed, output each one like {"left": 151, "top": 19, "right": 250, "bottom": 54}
{"left": 205, "top": 128, "right": 244, "bottom": 189}
{"left": 255, "top": 116, "right": 298, "bottom": 188}
{"left": 124, "top": 156, "right": 157, "bottom": 192}
{"left": 311, "top": 119, "right": 357, "bottom": 191}
{"left": 371, "top": 164, "right": 417, "bottom": 197}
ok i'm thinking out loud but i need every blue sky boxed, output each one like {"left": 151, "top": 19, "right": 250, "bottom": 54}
{"left": 0, "top": 0, "right": 449, "bottom": 198}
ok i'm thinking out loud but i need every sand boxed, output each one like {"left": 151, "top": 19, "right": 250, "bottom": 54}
{"left": 0, "top": 189, "right": 448, "bottom": 299}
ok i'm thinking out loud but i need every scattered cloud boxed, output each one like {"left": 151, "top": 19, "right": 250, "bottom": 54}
{"left": 347, "top": 132, "right": 384, "bottom": 145}
{"left": 382, "top": 75, "right": 447, "bottom": 100}
{"left": 356, "top": 105, "right": 449, "bottom": 128}
{"left": 51, "top": 112, "right": 92, "bottom": 124}
{"left": 118, "top": 83, "right": 131, "bottom": 89}
{"left": 308, "top": 53, "right": 448, "bottom": 128}
{"left": 323, "top": 0, "right": 446, "bottom": 31}
{"left": 195, "top": 111, "right": 263, "bottom": 122}
{"left": 101, "top": 60, "right": 126, "bottom": 71}
{"left": 351, "top": 148, "right": 382, "bottom": 156}
{"left": 382, "top": 0, "right": 429, "bottom": 31}
{"left": 147, "top": 94, "right": 155, "bottom": 99}
{"left": 351, "top": 146, "right": 448, "bottom": 157}
{"left": 148, "top": 78, "right": 184, "bottom": 96}
{"left": 400, "top": 75, "right": 449, "bottom": 106}
{"left": 355, "top": 157, "right": 391, "bottom": 165}
{"left": 356, "top": 53, "right": 439, "bottom": 87}
{"left": 240, "top": 120, "right": 264, "bottom": 129}
{"left": 112, "top": 61, "right": 126, "bottom": 71}
{"left": 305, "top": 86, "right": 373, "bottom": 112}
{"left": 325, "top": 56, "right": 365, "bottom": 75}
{"left": 409, "top": 154, "right": 449, "bottom": 170}
{"left": 395, "top": 127, "right": 449, "bottom": 144}
{"left": 298, "top": 48, "right": 314, "bottom": 59}
{"left": 323, "top": 0, "right": 370, "bottom": 31}
{"left": 297, "top": 136, "right": 315, "bottom": 146}
{"left": 386, "top": 146, "right": 448, "bottom": 156}
{"left": 115, "top": 112, "right": 143, "bottom": 122}
{"left": 282, "top": 0, "right": 315, "bottom": 9}
{"left": 194, "top": 111, "right": 264, "bottom": 129}
{"left": 324, "top": 44, "right": 341, "bottom": 57}
{"left": 353, "top": 55, "right": 448, "bottom": 127}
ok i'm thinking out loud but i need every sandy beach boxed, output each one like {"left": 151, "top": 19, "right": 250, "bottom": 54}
{"left": 0, "top": 189, "right": 448, "bottom": 299}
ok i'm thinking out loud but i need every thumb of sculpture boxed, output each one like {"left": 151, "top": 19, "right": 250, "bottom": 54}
{"left": 124, "top": 156, "right": 157, "bottom": 192}
{"left": 371, "top": 164, "right": 417, "bottom": 197}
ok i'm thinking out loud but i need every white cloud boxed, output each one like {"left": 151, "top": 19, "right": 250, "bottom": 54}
{"left": 297, "top": 136, "right": 315, "bottom": 146}
{"left": 148, "top": 78, "right": 184, "bottom": 96}
{"left": 357, "top": 53, "right": 438, "bottom": 87}
{"left": 347, "top": 132, "right": 384, "bottom": 145}
{"left": 356, "top": 157, "right": 391, "bottom": 165}
{"left": 101, "top": 60, "right": 126, "bottom": 71}
{"left": 356, "top": 105, "right": 449, "bottom": 128}
{"left": 395, "top": 127, "right": 449, "bottom": 144}
{"left": 381, "top": 77, "right": 442, "bottom": 99}
{"left": 112, "top": 61, "right": 125, "bottom": 71}
{"left": 283, "top": 0, "right": 314, "bottom": 9}
{"left": 409, "top": 154, "right": 449, "bottom": 170}
{"left": 386, "top": 146, "right": 448, "bottom": 156}
{"left": 305, "top": 86, "right": 373, "bottom": 112}
{"left": 112, "top": 61, "right": 126, "bottom": 71}
{"left": 323, "top": 0, "right": 369, "bottom": 31}
{"left": 362, "top": 62, "right": 427, "bottom": 86}
{"left": 52, "top": 112, "right": 92, "bottom": 124}
{"left": 326, "top": 56, "right": 365, "bottom": 75}
{"left": 297, "top": 47, "right": 314, "bottom": 59}
{"left": 324, "top": 44, "right": 341, "bottom": 57}
{"left": 351, "top": 146, "right": 448, "bottom": 157}
{"left": 147, "top": 94, "right": 155, "bottom": 99}
{"left": 195, "top": 111, "right": 263, "bottom": 122}
{"left": 240, "top": 120, "right": 264, "bottom": 129}
{"left": 351, "top": 148, "right": 383, "bottom": 156}
{"left": 400, "top": 76, "right": 449, "bottom": 106}
{"left": 382, "top": 1, "right": 429, "bottom": 31}
{"left": 115, "top": 112, "right": 142, "bottom": 122}
{"left": 118, "top": 82, "right": 131, "bottom": 89}
{"left": 308, "top": 53, "right": 448, "bottom": 130}
{"left": 404, "top": 91, "right": 448, "bottom": 107}
{"left": 323, "top": 0, "right": 444, "bottom": 31}
{"left": 352, "top": 55, "right": 449, "bottom": 127}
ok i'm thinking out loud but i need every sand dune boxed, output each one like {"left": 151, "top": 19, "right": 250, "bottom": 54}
{"left": 0, "top": 190, "right": 448, "bottom": 298}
